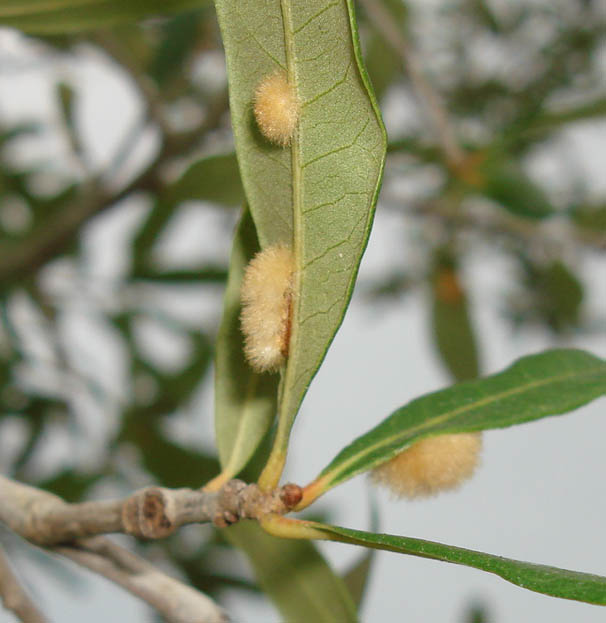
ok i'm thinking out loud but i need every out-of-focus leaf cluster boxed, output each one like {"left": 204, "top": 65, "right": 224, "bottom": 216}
{"left": 362, "top": 0, "right": 606, "bottom": 379}
{"left": 0, "top": 6, "right": 248, "bottom": 601}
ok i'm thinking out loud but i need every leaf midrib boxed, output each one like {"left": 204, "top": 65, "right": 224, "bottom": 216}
{"left": 323, "top": 362, "right": 606, "bottom": 485}
{"left": 276, "top": 0, "right": 303, "bottom": 439}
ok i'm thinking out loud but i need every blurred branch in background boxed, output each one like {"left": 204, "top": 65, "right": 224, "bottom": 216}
{"left": 0, "top": 543, "right": 46, "bottom": 623}
{"left": 358, "top": 0, "right": 465, "bottom": 167}
{"left": 55, "top": 537, "right": 227, "bottom": 623}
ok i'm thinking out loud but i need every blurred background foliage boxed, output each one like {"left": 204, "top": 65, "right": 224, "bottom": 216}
{"left": 0, "top": 0, "right": 605, "bottom": 619}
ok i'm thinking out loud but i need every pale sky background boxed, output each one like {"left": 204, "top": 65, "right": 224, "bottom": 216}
{"left": 1, "top": 10, "right": 606, "bottom": 623}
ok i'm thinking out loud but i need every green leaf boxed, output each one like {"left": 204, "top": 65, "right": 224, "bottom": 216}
{"left": 132, "top": 266, "right": 228, "bottom": 283}
{"left": 342, "top": 551, "right": 373, "bottom": 610}
{"left": 0, "top": 0, "right": 212, "bottom": 34}
{"left": 120, "top": 418, "right": 220, "bottom": 488}
{"left": 35, "top": 470, "right": 102, "bottom": 502}
{"left": 132, "top": 154, "right": 242, "bottom": 273}
{"left": 56, "top": 82, "right": 76, "bottom": 133}
{"left": 477, "top": 158, "right": 553, "bottom": 220}
{"left": 430, "top": 254, "right": 479, "bottom": 381}
{"left": 571, "top": 203, "right": 606, "bottom": 233}
{"left": 148, "top": 10, "right": 203, "bottom": 88}
{"left": 225, "top": 521, "right": 358, "bottom": 623}
{"left": 306, "top": 349, "right": 606, "bottom": 499}
{"left": 304, "top": 521, "right": 606, "bottom": 606}
{"left": 519, "top": 259, "right": 584, "bottom": 333}
{"left": 214, "top": 0, "right": 386, "bottom": 484}
{"left": 214, "top": 208, "right": 279, "bottom": 478}
{"left": 166, "top": 152, "right": 244, "bottom": 207}
{"left": 341, "top": 491, "right": 378, "bottom": 608}
{"left": 363, "top": 0, "right": 408, "bottom": 100}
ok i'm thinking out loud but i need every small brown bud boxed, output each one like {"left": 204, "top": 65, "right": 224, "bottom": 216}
{"left": 280, "top": 483, "right": 303, "bottom": 509}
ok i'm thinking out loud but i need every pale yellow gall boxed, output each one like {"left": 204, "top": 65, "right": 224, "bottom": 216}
{"left": 370, "top": 433, "right": 482, "bottom": 498}
{"left": 240, "top": 244, "right": 294, "bottom": 372}
{"left": 253, "top": 72, "right": 299, "bottom": 146}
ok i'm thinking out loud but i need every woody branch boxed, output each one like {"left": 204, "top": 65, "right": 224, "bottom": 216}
{"left": 0, "top": 476, "right": 302, "bottom": 544}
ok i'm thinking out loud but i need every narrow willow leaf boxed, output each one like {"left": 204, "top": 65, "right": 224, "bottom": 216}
{"left": 364, "top": 0, "right": 408, "bottom": 100}
{"left": 342, "top": 551, "right": 373, "bottom": 609}
{"left": 430, "top": 255, "right": 479, "bottom": 382}
{"left": 342, "top": 493, "right": 378, "bottom": 608}
{"left": 214, "top": 208, "right": 279, "bottom": 478}
{"left": 303, "top": 349, "right": 606, "bottom": 501}
{"left": 1, "top": 0, "right": 210, "bottom": 34}
{"left": 166, "top": 153, "right": 243, "bottom": 208}
{"left": 477, "top": 158, "right": 553, "bottom": 220}
{"left": 522, "top": 260, "right": 584, "bottom": 333}
{"left": 214, "top": 0, "right": 386, "bottom": 486}
{"left": 304, "top": 521, "right": 606, "bottom": 606}
{"left": 226, "top": 521, "right": 358, "bottom": 623}
{"left": 148, "top": 10, "right": 202, "bottom": 88}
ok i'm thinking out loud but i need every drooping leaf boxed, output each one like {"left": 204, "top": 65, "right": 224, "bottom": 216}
{"left": 166, "top": 153, "right": 244, "bottom": 208}
{"left": 120, "top": 418, "right": 220, "bottom": 489}
{"left": 513, "top": 259, "right": 584, "bottom": 333}
{"left": 225, "top": 521, "right": 358, "bottom": 623}
{"left": 571, "top": 203, "right": 606, "bottom": 233}
{"left": 0, "top": 0, "right": 212, "bottom": 34}
{"left": 148, "top": 10, "right": 203, "bottom": 88}
{"left": 56, "top": 82, "right": 76, "bottom": 138}
{"left": 463, "top": 602, "right": 491, "bottom": 623}
{"left": 342, "top": 550, "right": 373, "bottom": 610}
{"left": 341, "top": 490, "right": 378, "bottom": 608}
{"left": 477, "top": 157, "right": 554, "bottom": 220}
{"left": 35, "top": 470, "right": 103, "bottom": 502}
{"left": 296, "top": 521, "right": 606, "bottom": 606}
{"left": 214, "top": 208, "right": 279, "bottom": 478}
{"left": 302, "top": 349, "right": 606, "bottom": 503}
{"left": 131, "top": 155, "right": 242, "bottom": 275}
{"left": 430, "top": 254, "right": 479, "bottom": 381}
{"left": 214, "top": 0, "right": 386, "bottom": 485}
{"left": 363, "top": 0, "right": 408, "bottom": 100}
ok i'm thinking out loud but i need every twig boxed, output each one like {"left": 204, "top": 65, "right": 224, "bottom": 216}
{"left": 402, "top": 198, "right": 606, "bottom": 252}
{"left": 0, "top": 93, "right": 227, "bottom": 284}
{"left": 0, "top": 543, "right": 47, "bottom": 623}
{"left": 0, "top": 476, "right": 302, "bottom": 544}
{"left": 0, "top": 35, "right": 229, "bottom": 286}
{"left": 54, "top": 537, "right": 227, "bottom": 623}
{"left": 0, "top": 176, "right": 139, "bottom": 284}
{"left": 0, "top": 475, "right": 302, "bottom": 622}
{"left": 358, "top": 0, "right": 464, "bottom": 167}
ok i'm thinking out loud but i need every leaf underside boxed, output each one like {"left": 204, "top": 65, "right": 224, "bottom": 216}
{"left": 214, "top": 0, "right": 386, "bottom": 445}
